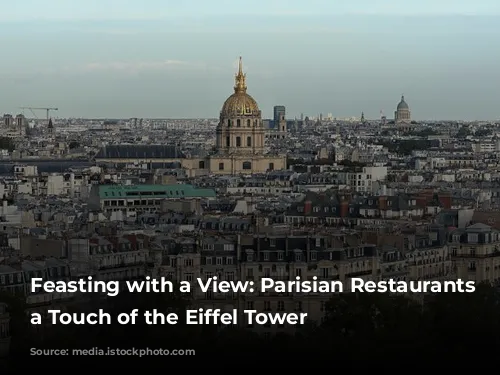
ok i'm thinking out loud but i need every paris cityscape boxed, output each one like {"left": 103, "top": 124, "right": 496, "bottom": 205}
{"left": 1, "top": 0, "right": 500, "bottom": 367}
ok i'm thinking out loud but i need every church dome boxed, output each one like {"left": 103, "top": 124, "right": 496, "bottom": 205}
{"left": 397, "top": 95, "right": 409, "bottom": 110}
{"left": 220, "top": 57, "right": 260, "bottom": 117}
{"left": 221, "top": 92, "right": 259, "bottom": 117}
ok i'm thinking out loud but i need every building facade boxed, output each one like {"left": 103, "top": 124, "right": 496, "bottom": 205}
{"left": 394, "top": 95, "right": 413, "bottom": 132}
{"left": 208, "top": 57, "right": 287, "bottom": 174}
{"left": 94, "top": 58, "right": 287, "bottom": 176}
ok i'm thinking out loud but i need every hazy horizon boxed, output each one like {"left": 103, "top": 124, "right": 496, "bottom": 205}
{"left": 1, "top": 1, "right": 500, "bottom": 121}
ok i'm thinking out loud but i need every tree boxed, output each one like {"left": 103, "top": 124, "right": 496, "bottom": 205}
{"left": 0, "top": 137, "right": 15, "bottom": 152}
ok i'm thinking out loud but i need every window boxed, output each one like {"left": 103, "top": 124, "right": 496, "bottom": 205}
{"left": 185, "top": 273, "right": 193, "bottom": 282}
{"left": 278, "top": 252, "right": 284, "bottom": 260}
{"left": 247, "top": 254, "right": 253, "bottom": 262}
{"left": 216, "top": 257, "right": 223, "bottom": 265}
{"left": 311, "top": 252, "right": 317, "bottom": 261}
{"left": 296, "top": 253, "right": 302, "bottom": 262}
{"left": 206, "top": 257, "right": 212, "bottom": 265}
{"left": 227, "top": 119, "right": 231, "bottom": 127}
{"left": 184, "top": 259, "right": 193, "bottom": 267}
{"left": 269, "top": 163, "right": 274, "bottom": 170}
{"left": 242, "top": 161, "right": 251, "bottom": 170}
{"left": 270, "top": 239, "right": 276, "bottom": 247}
{"left": 468, "top": 233, "right": 478, "bottom": 243}
{"left": 219, "top": 163, "right": 224, "bottom": 170}
{"left": 263, "top": 252, "right": 269, "bottom": 261}
{"left": 277, "top": 301, "right": 285, "bottom": 311}
{"left": 247, "top": 119, "right": 251, "bottom": 127}
{"left": 264, "top": 301, "right": 271, "bottom": 311}
{"left": 247, "top": 136, "right": 252, "bottom": 147}
{"left": 226, "top": 136, "right": 230, "bottom": 147}
{"left": 237, "top": 119, "right": 241, "bottom": 127}
{"left": 236, "top": 136, "right": 241, "bottom": 147}
{"left": 226, "top": 257, "right": 233, "bottom": 265}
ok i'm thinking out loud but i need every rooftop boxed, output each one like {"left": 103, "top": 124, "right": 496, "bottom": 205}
{"left": 95, "top": 145, "right": 185, "bottom": 159}
{"left": 98, "top": 184, "right": 216, "bottom": 199}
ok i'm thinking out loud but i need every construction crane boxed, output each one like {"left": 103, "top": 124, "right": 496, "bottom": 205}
{"left": 19, "top": 107, "right": 58, "bottom": 120}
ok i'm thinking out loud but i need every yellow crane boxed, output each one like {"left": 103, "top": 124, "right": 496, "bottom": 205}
{"left": 19, "top": 107, "right": 58, "bottom": 120}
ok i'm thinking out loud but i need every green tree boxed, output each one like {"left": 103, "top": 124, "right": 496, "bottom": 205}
{"left": 0, "top": 137, "right": 15, "bottom": 152}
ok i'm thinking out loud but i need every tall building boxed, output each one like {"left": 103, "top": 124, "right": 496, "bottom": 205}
{"left": 273, "top": 106, "right": 285, "bottom": 127}
{"left": 394, "top": 95, "right": 411, "bottom": 124}
{"left": 3, "top": 114, "right": 13, "bottom": 128}
{"left": 394, "top": 95, "right": 412, "bottom": 132}
{"left": 210, "top": 57, "right": 286, "bottom": 174}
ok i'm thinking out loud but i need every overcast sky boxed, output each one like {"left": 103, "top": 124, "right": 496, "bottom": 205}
{"left": 1, "top": 0, "right": 499, "bottom": 120}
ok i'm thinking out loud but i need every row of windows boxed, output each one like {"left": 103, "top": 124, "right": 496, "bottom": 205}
{"left": 218, "top": 162, "right": 275, "bottom": 171}
{"left": 227, "top": 119, "right": 259, "bottom": 127}
{"left": 225, "top": 136, "right": 252, "bottom": 147}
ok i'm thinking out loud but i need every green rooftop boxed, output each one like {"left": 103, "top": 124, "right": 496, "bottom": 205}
{"left": 99, "top": 184, "right": 216, "bottom": 199}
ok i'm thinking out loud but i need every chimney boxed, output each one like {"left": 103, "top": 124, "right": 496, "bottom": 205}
{"left": 340, "top": 201, "right": 349, "bottom": 218}
{"left": 439, "top": 194, "right": 452, "bottom": 209}
{"left": 378, "top": 196, "right": 387, "bottom": 210}
{"left": 304, "top": 200, "right": 312, "bottom": 215}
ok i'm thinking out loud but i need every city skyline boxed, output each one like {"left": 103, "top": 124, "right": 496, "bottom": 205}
{"left": 1, "top": 2, "right": 499, "bottom": 120}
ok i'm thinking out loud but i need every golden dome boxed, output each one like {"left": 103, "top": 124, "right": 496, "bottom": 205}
{"left": 220, "top": 57, "right": 260, "bottom": 118}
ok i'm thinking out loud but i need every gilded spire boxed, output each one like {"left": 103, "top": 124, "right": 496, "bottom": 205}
{"left": 234, "top": 56, "right": 247, "bottom": 94}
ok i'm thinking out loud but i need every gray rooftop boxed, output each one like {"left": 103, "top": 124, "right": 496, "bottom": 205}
{"left": 95, "top": 145, "right": 186, "bottom": 159}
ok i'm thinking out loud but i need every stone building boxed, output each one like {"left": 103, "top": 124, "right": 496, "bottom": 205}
{"left": 94, "top": 57, "right": 287, "bottom": 176}
{"left": 394, "top": 95, "right": 411, "bottom": 124}
{"left": 394, "top": 95, "right": 413, "bottom": 132}
{"left": 208, "top": 57, "right": 287, "bottom": 174}
{"left": 449, "top": 223, "right": 500, "bottom": 283}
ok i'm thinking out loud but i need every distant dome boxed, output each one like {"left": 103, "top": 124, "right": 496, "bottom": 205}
{"left": 397, "top": 95, "right": 409, "bottom": 110}
{"left": 220, "top": 57, "right": 260, "bottom": 118}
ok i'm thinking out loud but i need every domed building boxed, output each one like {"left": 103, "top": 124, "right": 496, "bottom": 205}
{"left": 94, "top": 57, "right": 287, "bottom": 176}
{"left": 394, "top": 95, "right": 411, "bottom": 124}
{"left": 207, "top": 57, "right": 287, "bottom": 174}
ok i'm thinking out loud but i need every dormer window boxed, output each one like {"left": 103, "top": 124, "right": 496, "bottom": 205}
{"left": 468, "top": 233, "right": 478, "bottom": 243}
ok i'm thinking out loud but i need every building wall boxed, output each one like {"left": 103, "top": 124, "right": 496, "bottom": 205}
{"left": 209, "top": 155, "right": 287, "bottom": 175}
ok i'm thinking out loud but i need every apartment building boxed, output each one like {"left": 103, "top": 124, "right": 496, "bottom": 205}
{"left": 449, "top": 223, "right": 500, "bottom": 283}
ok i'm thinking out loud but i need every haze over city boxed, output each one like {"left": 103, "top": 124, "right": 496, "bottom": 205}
{"left": 1, "top": 0, "right": 500, "bottom": 120}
